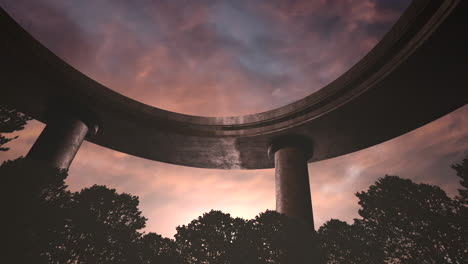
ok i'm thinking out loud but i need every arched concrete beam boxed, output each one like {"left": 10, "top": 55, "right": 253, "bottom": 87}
{"left": 1, "top": 0, "right": 467, "bottom": 169}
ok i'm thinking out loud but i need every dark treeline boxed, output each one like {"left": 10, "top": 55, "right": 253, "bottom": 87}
{"left": 1, "top": 105, "right": 467, "bottom": 263}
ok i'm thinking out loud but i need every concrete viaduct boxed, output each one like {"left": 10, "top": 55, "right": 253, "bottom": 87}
{"left": 1, "top": 0, "right": 467, "bottom": 230}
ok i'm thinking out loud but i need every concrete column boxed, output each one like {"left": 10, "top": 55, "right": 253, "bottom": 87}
{"left": 269, "top": 136, "right": 314, "bottom": 229}
{"left": 26, "top": 115, "right": 92, "bottom": 169}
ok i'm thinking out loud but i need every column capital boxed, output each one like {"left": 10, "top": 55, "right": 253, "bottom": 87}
{"left": 268, "top": 134, "right": 314, "bottom": 160}
{"left": 46, "top": 99, "right": 100, "bottom": 138}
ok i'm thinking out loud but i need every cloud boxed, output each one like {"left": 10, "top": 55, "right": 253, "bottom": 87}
{"left": 1, "top": 0, "right": 99, "bottom": 69}
{"left": 2, "top": 0, "right": 411, "bottom": 116}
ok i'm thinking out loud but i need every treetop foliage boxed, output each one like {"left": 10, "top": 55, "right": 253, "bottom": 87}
{"left": 318, "top": 171, "right": 467, "bottom": 264}
{"left": 452, "top": 156, "right": 468, "bottom": 206}
{"left": 0, "top": 104, "right": 31, "bottom": 151}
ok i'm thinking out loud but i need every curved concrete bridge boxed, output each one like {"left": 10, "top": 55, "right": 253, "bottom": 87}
{"left": 2, "top": 0, "right": 467, "bottom": 229}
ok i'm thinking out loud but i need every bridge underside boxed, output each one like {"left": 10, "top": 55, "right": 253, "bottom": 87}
{"left": 1, "top": 0, "right": 467, "bottom": 170}
{"left": 1, "top": 0, "right": 467, "bottom": 230}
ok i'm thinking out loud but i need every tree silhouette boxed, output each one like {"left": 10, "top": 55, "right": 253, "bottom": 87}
{"left": 2, "top": 158, "right": 70, "bottom": 264}
{"left": 174, "top": 209, "right": 321, "bottom": 264}
{"left": 251, "top": 210, "right": 319, "bottom": 264}
{"left": 317, "top": 166, "right": 468, "bottom": 264}
{"left": 318, "top": 219, "right": 384, "bottom": 264}
{"left": 1, "top": 158, "right": 153, "bottom": 264}
{"left": 356, "top": 175, "right": 465, "bottom": 263}
{"left": 175, "top": 210, "right": 248, "bottom": 264}
{"left": 452, "top": 156, "right": 468, "bottom": 206}
{"left": 0, "top": 104, "right": 31, "bottom": 151}
{"left": 57, "top": 185, "right": 147, "bottom": 264}
{"left": 138, "top": 233, "right": 182, "bottom": 264}
{"left": 451, "top": 155, "right": 468, "bottom": 261}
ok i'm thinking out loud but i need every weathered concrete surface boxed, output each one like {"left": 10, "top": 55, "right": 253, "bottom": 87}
{"left": 1, "top": 0, "right": 467, "bottom": 169}
{"left": 272, "top": 136, "right": 314, "bottom": 229}
{"left": 26, "top": 115, "right": 89, "bottom": 169}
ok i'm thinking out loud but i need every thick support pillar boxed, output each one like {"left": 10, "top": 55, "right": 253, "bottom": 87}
{"left": 269, "top": 136, "right": 314, "bottom": 229}
{"left": 27, "top": 115, "right": 91, "bottom": 169}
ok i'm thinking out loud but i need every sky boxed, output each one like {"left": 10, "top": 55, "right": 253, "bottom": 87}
{"left": 1, "top": 0, "right": 467, "bottom": 238}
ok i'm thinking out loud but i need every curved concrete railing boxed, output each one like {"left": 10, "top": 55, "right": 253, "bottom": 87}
{"left": 2, "top": 0, "right": 467, "bottom": 169}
